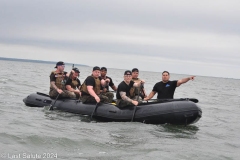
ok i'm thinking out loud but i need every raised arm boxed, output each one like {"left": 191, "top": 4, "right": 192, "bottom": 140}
{"left": 177, "top": 76, "right": 195, "bottom": 87}
{"left": 101, "top": 78, "right": 110, "bottom": 87}
{"left": 133, "top": 80, "right": 145, "bottom": 87}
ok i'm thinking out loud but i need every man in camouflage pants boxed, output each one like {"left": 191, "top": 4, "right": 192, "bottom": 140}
{"left": 116, "top": 70, "right": 145, "bottom": 108}
{"left": 80, "top": 66, "right": 109, "bottom": 103}
{"left": 49, "top": 61, "right": 76, "bottom": 99}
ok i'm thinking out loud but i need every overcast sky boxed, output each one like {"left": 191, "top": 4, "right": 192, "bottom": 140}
{"left": 0, "top": 0, "right": 239, "bottom": 79}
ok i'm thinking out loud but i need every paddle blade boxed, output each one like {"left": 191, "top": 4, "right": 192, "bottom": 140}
{"left": 42, "top": 105, "right": 50, "bottom": 110}
{"left": 49, "top": 105, "right": 54, "bottom": 110}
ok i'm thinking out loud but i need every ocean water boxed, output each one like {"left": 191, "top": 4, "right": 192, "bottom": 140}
{"left": 0, "top": 60, "right": 240, "bottom": 160}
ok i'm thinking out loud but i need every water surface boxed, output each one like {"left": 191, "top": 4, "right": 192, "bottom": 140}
{"left": 0, "top": 60, "right": 240, "bottom": 160}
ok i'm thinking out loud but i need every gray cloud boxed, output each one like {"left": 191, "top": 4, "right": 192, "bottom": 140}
{"left": 1, "top": 0, "right": 239, "bottom": 33}
{"left": 0, "top": 0, "right": 240, "bottom": 78}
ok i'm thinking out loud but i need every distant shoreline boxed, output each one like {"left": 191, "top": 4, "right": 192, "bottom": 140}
{"left": 0, "top": 57, "right": 89, "bottom": 67}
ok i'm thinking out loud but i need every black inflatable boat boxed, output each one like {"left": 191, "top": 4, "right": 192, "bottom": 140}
{"left": 23, "top": 92, "right": 202, "bottom": 125}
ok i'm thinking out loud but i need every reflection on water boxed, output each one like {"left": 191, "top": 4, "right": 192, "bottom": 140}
{"left": 148, "top": 124, "right": 199, "bottom": 140}
{"left": 43, "top": 107, "right": 92, "bottom": 123}
{"left": 161, "top": 124, "right": 199, "bottom": 137}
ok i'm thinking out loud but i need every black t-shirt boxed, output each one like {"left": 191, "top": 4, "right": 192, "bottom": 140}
{"left": 116, "top": 81, "right": 134, "bottom": 99}
{"left": 85, "top": 76, "right": 101, "bottom": 87}
{"left": 152, "top": 80, "right": 177, "bottom": 99}
{"left": 81, "top": 76, "right": 102, "bottom": 96}
{"left": 65, "top": 78, "right": 81, "bottom": 88}
{"left": 101, "top": 76, "right": 114, "bottom": 91}
{"left": 50, "top": 71, "right": 67, "bottom": 82}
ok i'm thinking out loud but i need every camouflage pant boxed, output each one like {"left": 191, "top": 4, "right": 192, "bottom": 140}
{"left": 133, "top": 96, "right": 142, "bottom": 101}
{"left": 81, "top": 94, "right": 109, "bottom": 104}
{"left": 116, "top": 99, "right": 133, "bottom": 108}
{"left": 49, "top": 89, "right": 76, "bottom": 99}
{"left": 101, "top": 92, "right": 114, "bottom": 103}
{"left": 116, "top": 96, "right": 142, "bottom": 108}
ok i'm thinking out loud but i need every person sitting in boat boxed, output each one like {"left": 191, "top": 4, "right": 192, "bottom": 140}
{"left": 144, "top": 71, "right": 195, "bottom": 101}
{"left": 65, "top": 67, "right": 81, "bottom": 99}
{"left": 49, "top": 61, "right": 76, "bottom": 99}
{"left": 100, "top": 67, "right": 117, "bottom": 103}
{"left": 116, "top": 70, "right": 145, "bottom": 108}
{"left": 131, "top": 68, "right": 147, "bottom": 100}
{"left": 80, "top": 66, "right": 110, "bottom": 104}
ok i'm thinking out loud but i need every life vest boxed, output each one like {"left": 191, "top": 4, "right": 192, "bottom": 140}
{"left": 129, "top": 87, "right": 136, "bottom": 98}
{"left": 71, "top": 80, "right": 78, "bottom": 89}
{"left": 50, "top": 71, "right": 66, "bottom": 90}
{"left": 70, "top": 77, "right": 79, "bottom": 89}
{"left": 130, "top": 78, "right": 142, "bottom": 98}
{"left": 80, "top": 76, "right": 101, "bottom": 95}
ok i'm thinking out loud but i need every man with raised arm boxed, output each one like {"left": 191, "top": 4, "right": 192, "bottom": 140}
{"left": 100, "top": 67, "right": 117, "bottom": 103}
{"left": 144, "top": 71, "right": 195, "bottom": 100}
{"left": 131, "top": 68, "right": 147, "bottom": 99}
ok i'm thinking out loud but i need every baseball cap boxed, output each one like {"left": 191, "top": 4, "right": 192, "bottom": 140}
{"left": 132, "top": 68, "right": 139, "bottom": 72}
{"left": 54, "top": 61, "right": 65, "bottom": 68}
{"left": 72, "top": 68, "right": 80, "bottom": 73}
{"left": 101, "top": 67, "right": 107, "bottom": 71}
{"left": 93, "top": 66, "right": 101, "bottom": 71}
{"left": 124, "top": 70, "right": 132, "bottom": 75}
